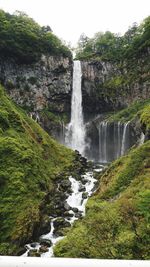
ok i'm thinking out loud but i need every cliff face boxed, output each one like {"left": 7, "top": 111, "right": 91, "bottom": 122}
{"left": 81, "top": 60, "right": 150, "bottom": 121}
{"left": 0, "top": 55, "right": 72, "bottom": 140}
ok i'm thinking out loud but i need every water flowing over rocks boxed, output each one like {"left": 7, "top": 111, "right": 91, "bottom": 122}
{"left": 21, "top": 159, "right": 103, "bottom": 258}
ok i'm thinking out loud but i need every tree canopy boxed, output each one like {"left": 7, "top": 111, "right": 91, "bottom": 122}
{"left": 0, "top": 10, "right": 72, "bottom": 64}
{"left": 76, "top": 16, "right": 150, "bottom": 61}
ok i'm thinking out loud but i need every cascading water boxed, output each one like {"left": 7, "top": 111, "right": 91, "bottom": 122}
{"left": 65, "top": 60, "right": 85, "bottom": 155}
{"left": 21, "top": 170, "right": 99, "bottom": 258}
{"left": 98, "top": 121, "right": 132, "bottom": 163}
{"left": 121, "top": 121, "right": 130, "bottom": 156}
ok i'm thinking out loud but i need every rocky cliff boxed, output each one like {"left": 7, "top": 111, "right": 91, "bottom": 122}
{"left": 0, "top": 55, "right": 72, "bottom": 141}
{"left": 81, "top": 59, "right": 150, "bottom": 121}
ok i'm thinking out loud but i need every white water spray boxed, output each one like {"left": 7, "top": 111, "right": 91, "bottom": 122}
{"left": 65, "top": 60, "right": 85, "bottom": 155}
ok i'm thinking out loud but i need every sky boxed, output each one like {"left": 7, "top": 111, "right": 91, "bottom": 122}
{"left": 0, "top": 0, "right": 149, "bottom": 47}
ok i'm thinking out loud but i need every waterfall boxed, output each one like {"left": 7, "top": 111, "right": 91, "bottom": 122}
{"left": 99, "top": 121, "right": 108, "bottom": 163}
{"left": 98, "top": 121, "right": 131, "bottom": 163}
{"left": 65, "top": 61, "right": 85, "bottom": 155}
{"left": 121, "top": 121, "right": 130, "bottom": 156}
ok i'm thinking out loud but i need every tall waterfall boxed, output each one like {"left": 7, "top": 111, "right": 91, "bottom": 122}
{"left": 65, "top": 61, "right": 85, "bottom": 155}
{"left": 98, "top": 121, "right": 131, "bottom": 163}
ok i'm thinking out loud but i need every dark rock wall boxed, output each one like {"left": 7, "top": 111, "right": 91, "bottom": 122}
{"left": 0, "top": 55, "right": 72, "bottom": 140}
{"left": 81, "top": 60, "right": 150, "bottom": 121}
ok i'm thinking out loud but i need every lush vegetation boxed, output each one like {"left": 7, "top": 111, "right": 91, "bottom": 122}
{"left": 54, "top": 140, "right": 150, "bottom": 259}
{"left": 0, "top": 84, "right": 74, "bottom": 255}
{"left": 0, "top": 10, "right": 71, "bottom": 63}
{"left": 107, "top": 99, "right": 150, "bottom": 123}
{"left": 76, "top": 16, "right": 150, "bottom": 62}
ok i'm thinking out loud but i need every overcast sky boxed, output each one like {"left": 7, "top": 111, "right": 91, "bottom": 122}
{"left": 0, "top": 0, "right": 149, "bottom": 46}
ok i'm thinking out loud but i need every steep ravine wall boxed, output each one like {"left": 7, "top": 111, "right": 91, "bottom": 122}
{"left": 0, "top": 55, "right": 72, "bottom": 141}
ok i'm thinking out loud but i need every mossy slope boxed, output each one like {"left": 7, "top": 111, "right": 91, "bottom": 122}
{"left": 0, "top": 85, "right": 74, "bottom": 255}
{"left": 54, "top": 141, "right": 150, "bottom": 259}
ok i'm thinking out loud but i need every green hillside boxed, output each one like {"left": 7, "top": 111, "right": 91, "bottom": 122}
{"left": 0, "top": 85, "right": 74, "bottom": 255}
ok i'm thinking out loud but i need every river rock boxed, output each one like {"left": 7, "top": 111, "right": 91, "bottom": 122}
{"left": 39, "top": 245, "right": 49, "bottom": 253}
{"left": 39, "top": 238, "right": 52, "bottom": 247}
{"left": 64, "top": 201, "right": 71, "bottom": 211}
{"left": 72, "top": 207, "right": 79, "bottom": 213}
{"left": 75, "top": 211, "right": 83, "bottom": 218}
{"left": 82, "top": 192, "right": 88, "bottom": 199}
{"left": 30, "top": 243, "right": 38, "bottom": 248}
{"left": 78, "top": 184, "right": 86, "bottom": 192}
{"left": 64, "top": 211, "right": 74, "bottom": 217}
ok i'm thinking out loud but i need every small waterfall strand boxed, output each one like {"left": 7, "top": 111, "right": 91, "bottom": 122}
{"left": 98, "top": 121, "right": 131, "bottom": 162}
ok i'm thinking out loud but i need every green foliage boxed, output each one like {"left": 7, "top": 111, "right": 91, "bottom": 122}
{"left": 54, "top": 141, "right": 150, "bottom": 259}
{"left": 0, "top": 84, "right": 74, "bottom": 254}
{"left": 76, "top": 17, "right": 150, "bottom": 61}
{"left": 140, "top": 105, "right": 150, "bottom": 129}
{"left": 0, "top": 9, "right": 72, "bottom": 64}
{"left": 108, "top": 99, "right": 150, "bottom": 123}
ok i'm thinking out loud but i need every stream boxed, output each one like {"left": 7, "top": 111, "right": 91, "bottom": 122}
{"left": 22, "top": 166, "right": 104, "bottom": 257}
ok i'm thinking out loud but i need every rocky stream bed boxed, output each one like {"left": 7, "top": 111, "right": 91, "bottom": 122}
{"left": 21, "top": 164, "right": 104, "bottom": 257}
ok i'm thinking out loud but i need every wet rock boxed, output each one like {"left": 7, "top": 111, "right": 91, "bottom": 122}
{"left": 82, "top": 192, "right": 88, "bottom": 199}
{"left": 39, "top": 238, "right": 52, "bottom": 247}
{"left": 39, "top": 245, "right": 49, "bottom": 253}
{"left": 30, "top": 243, "right": 38, "bottom": 248}
{"left": 81, "top": 178, "right": 89, "bottom": 185}
{"left": 64, "top": 201, "right": 71, "bottom": 211}
{"left": 78, "top": 184, "right": 86, "bottom": 192}
{"left": 64, "top": 211, "right": 74, "bottom": 217}
{"left": 72, "top": 207, "right": 79, "bottom": 213}
{"left": 75, "top": 212, "right": 83, "bottom": 218}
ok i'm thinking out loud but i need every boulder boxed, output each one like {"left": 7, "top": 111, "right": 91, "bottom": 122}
{"left": 39, "top": 238, "right": 52, "bottom": 247}
{"left": 64, "top": 201, "right": 71, "bottom": 211}
{"left": 39, "top": 245, "right": 49, "bottom": 253}
{"left": 72, "top": 207, "right": 79, "bottom": 213}
{"left": 82, "top": 192, "right": 88, "bottom": 199}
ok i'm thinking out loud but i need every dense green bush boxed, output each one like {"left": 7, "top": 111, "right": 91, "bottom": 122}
{"left": 0, "top": 10, "right": 72, "bottom": 64}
